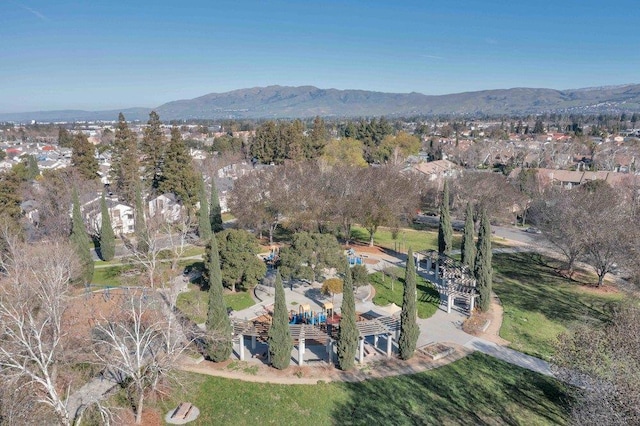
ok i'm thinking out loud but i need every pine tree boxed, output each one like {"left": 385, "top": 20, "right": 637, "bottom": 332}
{"left": 398, "top": 248, "right": 419, "bottom": 360}
{"left": 57, "top": 127, "right": 73, "bottom": 148}
{"left": 474, "top": 209, "right": 493, "bottom": 311}
{"left": 71, "top": 132, "right": 98, "bottom": 180}
{"left": 70, "top": 189, "right": 94, "bottom": 284}
{"left": 268, "top": 271, "right": 292, "bottom": 369}
{"left": 134, "top": 185, "right": 148, "bottom": 253}
{"left": 197, "top": 174, "right": 212, "bottom": 241}
{"left": 204, "top": 233, "right": 232, "bottom": 361}
{"left": 337, "top": 260, "right": 358, "bottom": 370}
{"left": 209, "top": 177, "right": 223, "bottom": 233}
{"left": 438, "top": 180, "right": 453, "bottom": 254}
{"left": 140, "top": 111, "right": 165, "bottom": 190}
{"left": 158, "top": 127, "right": 200, "bottom": 210}
{"left": 461, "top": 202, "right": 475, "bottom": 270}
{"left": 109, "top": 113, "right": 139, "bottom": 205}
{"left": 99, "top": 193, "right": 115, "bottom": 261}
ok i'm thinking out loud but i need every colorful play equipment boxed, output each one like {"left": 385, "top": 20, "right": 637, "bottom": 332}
{"left": 346, "top": 248, "right": 364, "bottom": 266}
{"left": 263, "top": 246, "right": 279, "bottom": 268}
{"left": 289, "top": 303, "right": 327, "bottom": 325}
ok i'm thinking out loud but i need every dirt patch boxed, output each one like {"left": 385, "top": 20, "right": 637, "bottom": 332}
{"left": 344, "top": 243, "right": 386, "bottom": 255}
{"left": 463, "top": 293, "right": 510, "bottom": 345}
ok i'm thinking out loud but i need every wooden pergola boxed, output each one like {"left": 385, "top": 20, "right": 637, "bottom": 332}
{"left": 415, "top": 249, "right": 479, "bottom": 314}
{"left": 289, "top": 324, "right": 332, "bottom": 366}
{"left": 355, "top": 319, "right": 395, "bottom": 363}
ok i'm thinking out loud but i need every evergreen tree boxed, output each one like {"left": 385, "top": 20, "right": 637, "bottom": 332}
{"left": 71, "top": 132, "right": 98, "bottom": 180}
{"left": 134, "top": 184, "right": 148, "bottom": 253}
{"left": 398, "top": 248, "right": 419, "bottom": 360}
{"left": 109, "top": 113, "right": 139, "bottom": 205}
{"left": 140, "top": 111, "right": 166, "bottom": 190}
{"left": 438, "top": 180, "right": 453, "bottom": 254}
{"left": 70, "top": 189, "right": 94, "bottom": 284}
{"left": 99, "top": 192, "right": 115, "bottom": 261}
{"left": 267, "top": 271, "right": 292, "bottom": 370}
{"left": 158, "top": 127, "right": 200, "bottom": 210}
{"left": 461, "top": 202, "right": 475, "bottom": 270}
{"left": 204, "top": 233, "right": 232, "bottom": 361}
{"left": 474, "top": 209, "right": 493, "bottom": 311}
{"left": 337, "top": 260, "right": 358, "bottom": 370}
{"left": 57, "top": 127, "right": 73, "bottom": 148}
{"left": 197, "top": 174, "right": 212, "bottom": 240}
{"left": 209, "top": 177, "right": 223, "bottom": 233}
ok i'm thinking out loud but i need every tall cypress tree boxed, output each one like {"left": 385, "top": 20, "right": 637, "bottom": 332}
{"left": 70, "top": 189, "right": 94, "bottom": 284}
{"left": 134, "top": 184, "right": 148, "bottom": 253}
{"left": 209, "top": 177, "right": 223, "bottom": 233}
{"left": 99, "top": 192, "right": 115, "bottom": 261}
{"left": 398, "top": 248, "right": 419, "bottom": 360}
{"left": 461, "top": 202, "right": 475, "bottom": 270}
{"left": 205, "top": 233, "right": 232, "bottom": 361}
{"left": 140, "top": 111, "right": 165, "bottom": 190}
{"left": 268, "top": 271, "right": 292, "bottom": 369}
{"left": 198, "top": 174, "right": 212, "bottom": 240}
{"left": 158, "top": 127, "right": 200, "bottom": 210}
{"left": 337, "top": 260, "right": 358, "bottom": 370}
{"left": 474, "top": 209, "right": 493, "bottom": 311}
{"left": 110, "top": 113, "right": 139, "bottom": 205}
{"left": 438, "top": 180, "right": 453, "bottom": 254}
{"left": 71, "top": 132, "right": 99, "bottom": 180}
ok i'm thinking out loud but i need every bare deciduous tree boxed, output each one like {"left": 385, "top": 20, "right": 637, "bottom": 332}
{"left": 0, "top": 236, "right": 78, "bottom": 425}
{"left": 90, "top": 292, "right": 186, "bottom": 425}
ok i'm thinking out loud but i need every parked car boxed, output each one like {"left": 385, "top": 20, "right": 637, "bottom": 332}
{"left": 525, "top": 227, "right": 542, "bottom": 234}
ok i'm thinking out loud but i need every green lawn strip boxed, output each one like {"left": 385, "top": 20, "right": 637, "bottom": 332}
{"left": 368, "top": 269, "right": 439, "bottom": 319}
{"left": 91, "top": 264, "right": 141, "bottom": 287}
{"left": 493, "top": 252, "right": 624, "bottom": 360}
{"left": 158, "top": 352, "right": 569, "bottom": 425}
{"left": 177, "top": 285, "right": 256, "bottom": 324}
{"left": 350, "top": 225, "right": 462, "bottom": 253}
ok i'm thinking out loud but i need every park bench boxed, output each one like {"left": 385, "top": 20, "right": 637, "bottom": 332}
{"left": 171, "top": 402, "right": 193, "bottom": 421}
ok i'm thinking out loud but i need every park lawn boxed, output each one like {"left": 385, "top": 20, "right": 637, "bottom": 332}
{"left": 351, "top": 225, "right": 463, "bottom": 253}
{"left": 493, "top": 252, "right": 625, "bottom": 360}
{"left": 157, "top": 352, "right": 569, "bottom": 425}
{"left": 368, "top": 268, "right": 439, "bottom": 319}
{"left": 177, "top": 285, "right": 255, "bottom": 324}
{"left": 91, "top": 264, "right": 141, "bottom": 287}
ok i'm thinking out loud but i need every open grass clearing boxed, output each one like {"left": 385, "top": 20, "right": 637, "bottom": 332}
{"left": 156, "top": 352, "right": 569, "bottom": 425}
{"left": 176, "top": 284, "right": 255, "bottom": 324}
{"left": 493, "top": 252, "right": 626, "bottom": 360}
{"left": 368, "top": 268, "right": 439, "bottom": 319}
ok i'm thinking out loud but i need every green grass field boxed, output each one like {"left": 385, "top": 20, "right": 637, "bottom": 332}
{"left": 351, "top": 225, "right": 459, "bottom": 253}
{"left": 158, "top": 352, "right": 569, "bottom": 425}
{"left": 493, "top": 252, "right": 625, "bottom": 360}
{"left": 368, "top": 268, "right": 440, "bottom": 319}
{"left": 176, "top": 285, "right": 255, "bottom": 324}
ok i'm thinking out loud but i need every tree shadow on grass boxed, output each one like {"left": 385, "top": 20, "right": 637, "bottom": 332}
{"left": 493, "top": 253, "right": 617, "bottom": 325}
{"left": 331, "top": 353, "right": 571, "bottom": 425}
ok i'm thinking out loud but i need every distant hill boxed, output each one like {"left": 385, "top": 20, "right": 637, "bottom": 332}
{"left": 3, "top": 84, "right": 640, "bottom": 122}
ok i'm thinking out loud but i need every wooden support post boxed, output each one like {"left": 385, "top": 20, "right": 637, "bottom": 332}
{"left": 447, "top": 294, "right": 452, "bottom": 314}
{"left": 251, "top": 335, "right": 256, "bottom": 350}
{"left": 239, "top": 334, "right": 245, "bottom": 361}
{"left": 327, "top": 339, "right": 333, "bottom": 364}
{"left": 469, "top": 296, "right": 475, "bottom": 312}
{"left": 386, "top": 334, "right": 392, "bottom": 358}
{"left": 374, "top": 334, "right": 379, "bottom": 349}
{"left": 298, "top": 338, "right": 305, "bottom": 366}
{"left": 358, "top": 337, "right": 365, "bottom": 365}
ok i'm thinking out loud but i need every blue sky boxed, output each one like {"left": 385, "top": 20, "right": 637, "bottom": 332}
{"left": 2, "top": 0, "right": 639, "bottom": 112}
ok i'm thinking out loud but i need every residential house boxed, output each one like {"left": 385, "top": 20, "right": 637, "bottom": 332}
{"left": 148, "top": 193, "right": 183, "bottom": 223}
{"left": 82, "top": 195, "right": 135, "bottom": 235}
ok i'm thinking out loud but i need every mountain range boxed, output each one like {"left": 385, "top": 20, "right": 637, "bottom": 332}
{"left": 3, "top": 84, "right": 640, "bottom": 122}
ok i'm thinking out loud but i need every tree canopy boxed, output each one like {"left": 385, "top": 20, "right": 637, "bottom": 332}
{"left": 216, "top": 229, "right": 266, "bottom": 292}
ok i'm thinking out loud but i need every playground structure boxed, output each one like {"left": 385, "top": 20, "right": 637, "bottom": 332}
{"left": 263, "top": 246, "right": 280, "bottom": 268}
{"left": 288, "top": 303, "right": 328, "bottom": 325}
{"left": 346, "top": 248, "right": 364, "bottom": 266}
{"left": 415, "top": 250, "right": 479, "bottom": 314}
